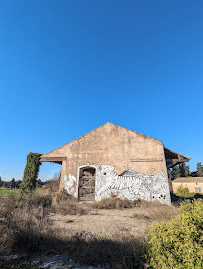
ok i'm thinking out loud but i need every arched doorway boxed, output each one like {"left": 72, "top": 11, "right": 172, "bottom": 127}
{"left": 78, "top": 166, "right": 96, "bottom": 201}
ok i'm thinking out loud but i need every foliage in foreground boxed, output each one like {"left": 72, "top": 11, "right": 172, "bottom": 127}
{"left": 147, "top": 199, "right": 203, "bottom": 269}
{"left": 21, "top": 152, "right": 42, "bottom": 191}
{"left": 2, "top": 192, "right": 201, "bottom": 269}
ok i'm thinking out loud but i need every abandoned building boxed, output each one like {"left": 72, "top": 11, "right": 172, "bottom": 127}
{"left": 40, "top": 122, "right": 190, "bottom": 204}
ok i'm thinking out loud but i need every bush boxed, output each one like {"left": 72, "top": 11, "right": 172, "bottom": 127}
{"left": 147, "top": 199, "right": 203, "bottom": 269}
{"left": 56, "top": 189, "right": 72, "bottom": 202}
{"left": 43, "top": 173, "right": 60, "bottom": 192}
{"left": 52, "top": 199, "right": 87, "bottom": 215}
{"left": 175, "top": 185, "right": 203, "bottom": 200}
{"left": 21, "top": 153, "right": 42, "bottom": 191}
{"left": 0, "top": 195, "right": 51, "bottom": 252}
{"left": 28, "top": 194, "right": 52, "bottom": 208}
{"left": 92, "top": 198, "right": 140, "bottom": 210}
{"left": 176, "top": 185, "right": 190, "bottom": 196}
{"left": 52, "top": 190, "right": 87, "bottom": 215}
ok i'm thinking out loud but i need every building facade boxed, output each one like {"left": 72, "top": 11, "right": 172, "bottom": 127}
{"left": 40, "top": 122, "right": 190, "bottom": 204}
{"left": 172, "top": 177, "right": 203, "bottom": 193}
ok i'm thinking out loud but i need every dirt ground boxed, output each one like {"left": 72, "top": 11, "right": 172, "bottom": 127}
{"left": 49, "top": 203, "right": 178, "bottom": 239}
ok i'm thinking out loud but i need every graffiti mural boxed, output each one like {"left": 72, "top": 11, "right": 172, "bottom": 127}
{"left": 95, "top": 165, "right": 171, "bottom": 204}
{"left": 64, "top": 164, "right": 171, "bottom": 204}
{"left": 63, "top": 174, "right": 77, "bottom": 196}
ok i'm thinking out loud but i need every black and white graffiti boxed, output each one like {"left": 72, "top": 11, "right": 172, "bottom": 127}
{"left": 95, "top": 165, "right": 171, "bottom": 204}
{"left": 63, "top": 174, "right": 76, "bottom": 196}
{"left": 64, "top": 164, "right": 171, "bottom": 204}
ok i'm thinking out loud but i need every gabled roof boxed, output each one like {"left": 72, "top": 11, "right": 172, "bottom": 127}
{"left": 42, "top": 122, "right": 162, "bottom": 157}
{"left": 40, "top": 122, "right": 191, "bottom": 166}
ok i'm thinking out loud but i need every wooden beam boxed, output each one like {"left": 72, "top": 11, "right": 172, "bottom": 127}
{"left": 166, "top": 159, "right": 189, "bottom": 169}
{"left": 40, "top": 157, "right": 66, "bottom": 162}
{"left": 166, "top": 158, "right": 189, "bottom": 163}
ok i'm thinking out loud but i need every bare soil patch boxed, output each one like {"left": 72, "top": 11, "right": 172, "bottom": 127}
{"left": 0, "top": 194, "right": 179, "bottom": 268}
{"left": 49, "top": 201, "right": 179, "bottom": 239}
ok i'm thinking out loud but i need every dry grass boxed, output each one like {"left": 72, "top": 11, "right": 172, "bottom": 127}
{"left": 92, "top": 198, "right": 140, "bottom": 209}
{"left": 43, "top": 174, "right": 60, "bottom": 193}
{"left": 131, "top": 200, "right": 179, "bottom": 221}
{"left": 51, "top": 189, "right": 89, "bottom": 215}
{"left": 0, "top": 194, "right": 147, "bottom": 268}
{"left": 52, "top": 199, "right": 88, "bottom": 215}
{"left": 0, "top": 193, "right": 180, "bottom": 268}
{"left": 0, "top": 194, "right": 52, "bottom": 252}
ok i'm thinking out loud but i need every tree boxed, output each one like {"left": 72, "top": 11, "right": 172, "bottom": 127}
{"left": 167, "top": 169, "right": 172, "bottom": 180}
{"left": 197, "top": 162, "right": 203, "bottom": 177}
{"left": 10, "top": 178, "right": 16, "bottom": 189}
{"left": 185, "top": 164, "right": 190, "bottom": 177}
{"left": 20, "top": 152, "right": 42, "bottom": 191}
{"left": 179, "top": 163, "right": 190, "bottom": 177}
{"left": 15, "top": 180, "right": 22, "bottom": 189}
{"left": 171, "top": 165, "right": 181, "bottom": 180}
{"left": 0, "top": 176, "right": 2, "bottom": 187}
{"left": 3, "top": 181, "right": 11, "bottom": 188}
{"left": 36, "top": 179, "right": 45, "bottom": 187}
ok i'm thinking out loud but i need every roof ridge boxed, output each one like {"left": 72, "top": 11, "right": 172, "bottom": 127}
{"left": 42, "top": 122, "right": 162, "bottom": 156}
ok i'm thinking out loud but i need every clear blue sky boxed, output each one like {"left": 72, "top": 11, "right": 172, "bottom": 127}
{"left": 0, "top": 1, "right": 202, "bottom": 181}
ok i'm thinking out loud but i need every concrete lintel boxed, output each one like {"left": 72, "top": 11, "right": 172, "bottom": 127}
{"left": 131, "top": 159, "right": 163, "bottom": 162}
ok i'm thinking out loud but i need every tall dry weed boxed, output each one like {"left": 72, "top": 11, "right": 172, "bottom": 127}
{"left": 92, "top": 198, "right": 140, "bottom": 210}
{"left": 0, "top": 194, "right": 52, "bottom": 252}
{"left": 132, "top": 200, "right": 179, "bottom": 221}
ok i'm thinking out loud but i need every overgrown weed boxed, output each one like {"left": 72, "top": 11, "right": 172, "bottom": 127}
{"left": 51, "top": 189, "right": 88, "bottom": 215}
{"left": 131, "top": 200, "right": 179, "bottom": 221}
{"left": 92, "top": 198, "right": 140, "bottom": 210}
{"left": 0, "top": 194, "right": 146, "bottom": 268}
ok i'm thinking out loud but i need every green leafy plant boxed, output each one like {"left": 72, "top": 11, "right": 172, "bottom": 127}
{"left": 147, "top": 199, "right": 203, "bottom": 269}
{"left": 176, "top": 185, "right": 190, "bottom": 196}
{"left": 20, "top": 152, "right": 42, "bottom": 191}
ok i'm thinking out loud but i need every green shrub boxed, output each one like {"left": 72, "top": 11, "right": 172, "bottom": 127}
{"left": 147, "top": 199, "right": 203, "bottom": 269}
{"left": 21, "top": 152, "right": 42, "bottom": 191}
{"left": 175, "top": 185, "right": 203, "bottom": 199}
{"left": 176, "top": 185, "right": 190, "bottom": 196}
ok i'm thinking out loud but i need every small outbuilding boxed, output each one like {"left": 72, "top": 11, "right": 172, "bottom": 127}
{"left": 40, "top": 122, "right": 190, "bottom": 204}
{"left": 172, "top": 177, "right": 203, "bottom": 194}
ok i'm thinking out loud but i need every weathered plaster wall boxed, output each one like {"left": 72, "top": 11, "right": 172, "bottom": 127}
{"left": 42, "top": 123, "right": 168, "bottom": 193}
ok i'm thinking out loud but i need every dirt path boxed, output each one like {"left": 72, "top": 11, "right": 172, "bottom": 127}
{"left": 49, "top": 207, "right": 160, "bottom": 239}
